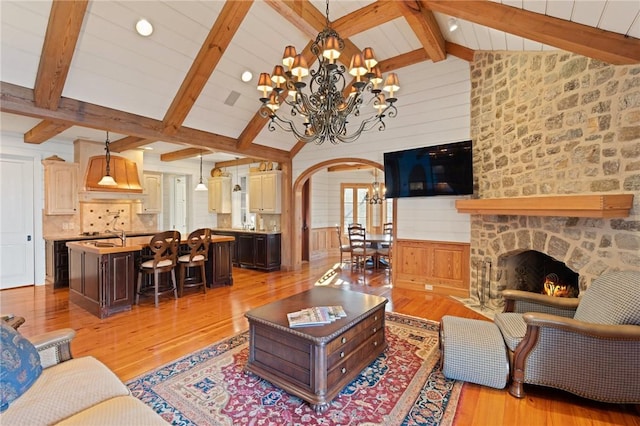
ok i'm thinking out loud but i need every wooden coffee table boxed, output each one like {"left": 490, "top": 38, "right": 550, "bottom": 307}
{"left": 244, "top": 287, "right": 388, "bottom": 413}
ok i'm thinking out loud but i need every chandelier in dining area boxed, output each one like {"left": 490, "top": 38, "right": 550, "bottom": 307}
{"left": 257, "top": 0, "right": 400, "bottom": 145}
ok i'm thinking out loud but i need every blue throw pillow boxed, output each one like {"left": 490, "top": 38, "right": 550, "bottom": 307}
{"left": 0, "top": 323, "right": 42, "bottom": 412}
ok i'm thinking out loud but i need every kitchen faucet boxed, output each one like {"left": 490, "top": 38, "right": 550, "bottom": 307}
{"left": 105, "top": 214, "right": 126, "bottom": 246}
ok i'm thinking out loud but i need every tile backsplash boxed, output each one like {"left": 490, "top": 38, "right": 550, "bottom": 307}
{"left": 81, "top": 203, "right": 132, "bottom": 233}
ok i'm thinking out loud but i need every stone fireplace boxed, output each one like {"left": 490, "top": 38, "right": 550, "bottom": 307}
{"left": 504, "top": 249, "right": 578, "bottom": 297}
{"left": 466, "top": 51, "right": 640, "bottom": 310}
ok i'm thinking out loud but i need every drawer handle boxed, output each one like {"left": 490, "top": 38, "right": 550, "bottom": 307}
{"left": 372, "top": 327, "right": 377, "bottom": 333}
{"left": 373, "top": 340, "right": 378, "bottom": 347}
{"left": 374, "top": 315, "right": 378, "bottom": 321}
{"left": 341, "top": 367, "right": 347, "bottom": 374}
{"left": 341, "top": 337, "right": 347, "bottom": 344}
{"left": 340, "top": 351, "right": 344, "bottom": 358}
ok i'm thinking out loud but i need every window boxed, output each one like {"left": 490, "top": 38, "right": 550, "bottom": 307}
{"left": 232, "top": 175, "right": 255, "bottom": 229}
{"left": 340, "top": 183, "right": 391, "bottom": 234}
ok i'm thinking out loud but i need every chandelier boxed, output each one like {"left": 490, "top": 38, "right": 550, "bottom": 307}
{"left": 364, "top": 168, "right": 385, "bottom": 204}
{"left": 257, "top": 0, "right": 399, "bottom": 145}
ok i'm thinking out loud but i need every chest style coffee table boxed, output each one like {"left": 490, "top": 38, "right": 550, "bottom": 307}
{"left": 244, "top": 287, "right": 388, "bottom": 413}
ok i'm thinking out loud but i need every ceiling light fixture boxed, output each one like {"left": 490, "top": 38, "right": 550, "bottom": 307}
{"left": 364, "top": 168, "right": 385, "bottom": 204}
{"left": 233, "top": 158, "right": 242, "bottom": 192}
{"left": 448, "top": 17, "right": 459, "bottom": 32}
{"left": 241, "top": 70, "right": 253, "bottom": 83}
{"left": 135, "top": 18, "right": 153, "bottom": 37}
{"left": 194, "top": 151, "right": 208, "bottom": 191}
{"left": 257, "top": 0, "right": 399, "bottom": 145}
{"left": 98, "top": 131, "right": 117, "bottom": 186}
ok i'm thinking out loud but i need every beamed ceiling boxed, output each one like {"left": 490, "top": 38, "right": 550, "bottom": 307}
{"left": 1, "top": 0, "right": 639, "bottom": 166}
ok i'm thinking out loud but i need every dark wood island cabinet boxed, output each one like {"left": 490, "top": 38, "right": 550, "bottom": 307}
{"left": 214, "top": 230, "right": 280, "bottom": 271}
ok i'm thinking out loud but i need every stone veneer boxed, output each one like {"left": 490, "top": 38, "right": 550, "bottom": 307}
{"left": 469, "top": 51, "right": 640, "bottom": 303}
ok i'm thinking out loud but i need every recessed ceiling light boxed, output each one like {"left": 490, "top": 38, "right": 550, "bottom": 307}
{"left": 136, "top": 18, "right": 153, "bottom": 37}
{"left": 241, "top": 70, "right": 253, "bottom": 83}
{"left": 448, "top": 17, "right": 459, "bottom": 32}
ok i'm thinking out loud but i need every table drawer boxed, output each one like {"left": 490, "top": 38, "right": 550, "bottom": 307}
{"left": 326, "top": 308, "right": 384, "bottom": 355}
{"left": 326, "top": 328, "right": 385, "bottom": 387}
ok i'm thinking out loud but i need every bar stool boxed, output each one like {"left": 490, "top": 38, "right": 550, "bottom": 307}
{"left": 178, "top": 228, "right": 211, "bottom": 296}
{"left": 136, "top": 230, "right": 180, "bottom": 307}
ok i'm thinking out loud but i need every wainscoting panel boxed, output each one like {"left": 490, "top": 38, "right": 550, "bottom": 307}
{"left": 393, "top": 240, "right": 469, "bottom": 297}
{"left": 310, "top": 227, "right": 338, "bottom": 261}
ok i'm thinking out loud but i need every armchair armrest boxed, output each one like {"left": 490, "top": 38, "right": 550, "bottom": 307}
{"left": 502, "top": 289, "right": 579, "bottom": 317}
{"left": 510, "top": 313, "right": 640, "bottom": 400}
{"left": 28, "top": 328, "right": 76, "bottom": 369}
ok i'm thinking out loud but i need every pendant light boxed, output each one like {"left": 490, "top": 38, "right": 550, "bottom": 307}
{"left": 98, "top": 131, "right": 117, "bottom": 186}
{"left": 233, "top": 158, "right": 242, "bottom": 192}
{"left": 194, "top": 151, "right": 208, "bottom": 191}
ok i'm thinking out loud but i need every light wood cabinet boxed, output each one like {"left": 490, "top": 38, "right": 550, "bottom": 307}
{"left": 208, "top": 176, "right": 231, "bottom": 213}
{"left": 43, "top": 160, "right": 78, "bottom": 215}
{"left": 141, "top": 172, "right": 162, "bottom": 213}
{"left": 249, "top": 171, "right": 281, "bottom": 214}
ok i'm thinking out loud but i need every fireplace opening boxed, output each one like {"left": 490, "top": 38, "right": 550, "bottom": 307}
{"left": 505, "top": 250, "right": 579, "bottom": 298}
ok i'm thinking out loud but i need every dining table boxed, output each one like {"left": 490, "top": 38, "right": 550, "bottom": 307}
{"left": 364, "top": 233, "right": 392, "bottom": 269}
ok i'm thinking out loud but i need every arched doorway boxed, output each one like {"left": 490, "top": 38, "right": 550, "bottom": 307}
{"left": 291, "top": 157, "right": 384, "bottom": 271}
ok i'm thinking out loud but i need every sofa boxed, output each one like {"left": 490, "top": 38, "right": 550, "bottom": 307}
{"left": 0, "top": 319, "right": 167, "bottom": 425}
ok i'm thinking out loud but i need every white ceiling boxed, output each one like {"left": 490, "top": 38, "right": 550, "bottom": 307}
{"left": 1, "top": 0, "right": 639, "bottom": 162}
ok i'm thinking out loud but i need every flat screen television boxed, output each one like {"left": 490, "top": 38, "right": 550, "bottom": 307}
{"left": 383, "top": 140, "right": 473, "bottom": 198}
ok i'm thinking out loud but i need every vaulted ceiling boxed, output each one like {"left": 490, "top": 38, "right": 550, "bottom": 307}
{"left": 1, "top": 0, "right": 639, "bottom": 166}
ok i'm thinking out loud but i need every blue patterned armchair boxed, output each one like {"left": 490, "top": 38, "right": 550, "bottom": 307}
{"left": 495, "top": 270, "right": 640, "bottom": 403}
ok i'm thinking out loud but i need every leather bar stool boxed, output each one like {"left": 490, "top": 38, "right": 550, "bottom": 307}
{"left": 177, "top": 228, "right": 211, "bottom": 297}
{"left": 136, "top": 230, "right": 180, "bottom": 307}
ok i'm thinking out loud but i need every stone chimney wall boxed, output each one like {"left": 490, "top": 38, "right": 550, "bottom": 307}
{"left": 469, "top": 51, "right": 640, "bottom": 300}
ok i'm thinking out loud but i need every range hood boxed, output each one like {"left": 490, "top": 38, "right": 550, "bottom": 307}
{"left": 84, "top": 155, "right": 143, "bottom": 193}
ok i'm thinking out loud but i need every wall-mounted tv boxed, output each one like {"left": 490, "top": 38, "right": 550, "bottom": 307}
{"left": 383, "top": 140, "right": 473, "bottom": 198}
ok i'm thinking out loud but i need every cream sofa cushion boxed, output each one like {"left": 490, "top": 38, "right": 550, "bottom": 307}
{"left": 57, "top": 395, "right": 167, "bottom": 425}
{"left": 0, "top": 356, "right": 129, "bottom": 425}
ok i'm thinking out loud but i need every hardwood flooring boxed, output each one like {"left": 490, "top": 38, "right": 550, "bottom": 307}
{"left": 1, "top": 257, "right": 638, "bottom": 426}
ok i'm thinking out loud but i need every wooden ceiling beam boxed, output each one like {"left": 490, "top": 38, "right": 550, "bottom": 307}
{"left": 160, "top": 147, "right": 211, "bottom": 162}
{"left": 0, "top": 81, "right": 291, "bottom": 163}
{"left": 424, "top": 0, "right": 640, "bottom": 65}
{"left": 263, "top": 0, "right": 323, "bottom": 37}
{"left": 215, "top": 157, "right": 262, "bottom": 168}
{"left": 109, "top": 136, "right": 155, "bottom": 153}
{"left": 327, "top": 164, "right": 374, "bottom": 172}
{"left": 332, "top": 2, "right": 403, "bottom": 39}
{"left": 23, "top": 120, "right": 73, "bottom": 144}
{"left": 397, "top": 0, "right": 446, "bottom": 62}
{"left": 162, "top": 1, "right": 253, "bottom": 135}
{"left": 445, "top": 41, "right": 474, "bottom": 62}
{"left": 33, "top": 0, "right": 88, "bottom": 110}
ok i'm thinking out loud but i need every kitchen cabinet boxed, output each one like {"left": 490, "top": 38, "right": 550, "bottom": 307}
{"left": 249, "top": 171, "right": 281, "bottom": 213}
{"left": 237, "top": 232, "right": 281, "bottom": 271}
{"left": 43, "top": 160, "right": 78, "bottom": 215}
{"left": 211, "top": 231, "right": 237, "bottom": 265}
{"left": 45, "top": 240, "right": 70, "bottom": 288}
{"left": 68, "top": 248, "right": 136, "bottom": 319}
{"left": 141, "top": 172, "right": 162, "bottom": 213}
{"left": 208, "top": 176, "right": 232, "bottom": 213}
{"left": 205, "top": 239, "right": 234, "bottom": 286}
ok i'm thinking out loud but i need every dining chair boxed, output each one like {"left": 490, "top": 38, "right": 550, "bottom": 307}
{"left": 348, "top": 225, "right": 368, "bottom": 271}
{"left": 136, "top": 230, "right": 181, "bottom": 307}
{"left": 177, "top": 228, "right": 211, "bottom": 297}
{"left": 336, "top": 225, "right": 352, "bottom": 268}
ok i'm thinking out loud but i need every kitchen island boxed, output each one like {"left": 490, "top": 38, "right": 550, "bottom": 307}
{"left": 66, "top": 234, "right": 235, "bottom": 318}
{"left": 211, "top": 228, "right": 281, "bottom": 271}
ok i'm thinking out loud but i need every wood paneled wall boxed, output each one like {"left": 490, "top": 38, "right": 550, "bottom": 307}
{"left": 309, "top": 226, "right": 339, "bottom": 261}
{"left": 393, "top": 239, "right": 469, "bottom": 297}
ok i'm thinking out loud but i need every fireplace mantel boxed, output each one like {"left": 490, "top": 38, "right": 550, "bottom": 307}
{"left": 455, "top": 194, "right": 634, "bottom": 218}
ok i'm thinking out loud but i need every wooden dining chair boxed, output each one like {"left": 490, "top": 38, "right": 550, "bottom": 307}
{"left": 376, "top": 223, "right": 393, "bottom": 270}
{"left": 136, "top": 230, "right": 181, "bottom": 307}
{"left": 336, "top": 225, "right": 352, "bottom": 268}
{"left": 348, "top": 225, "right": 368, "bottom": 271}
{"left": 178, "top": 228, "right": 211, "bottom": 296}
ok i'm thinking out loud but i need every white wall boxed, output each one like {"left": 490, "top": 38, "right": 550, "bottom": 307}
{"left": 293, "top": 57, "right": 472, "bottom": 243}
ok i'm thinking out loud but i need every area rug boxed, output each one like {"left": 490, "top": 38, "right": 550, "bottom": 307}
{"left": 126, "top": 312, "right": 461, "bottom": 426}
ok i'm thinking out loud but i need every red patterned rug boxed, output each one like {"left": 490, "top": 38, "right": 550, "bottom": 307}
{"left": 127, "top": 312, "right": 461, "bottom": 426}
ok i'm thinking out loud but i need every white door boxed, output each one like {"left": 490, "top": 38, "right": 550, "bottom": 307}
{"left": 173, "top": 176, "right": 187, "bottom": 237}
{"left": 0, "top": 155, "right": 35, "bottom": 288}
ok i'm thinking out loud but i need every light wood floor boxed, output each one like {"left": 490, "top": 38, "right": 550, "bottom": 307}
{"left": 1, "top": 257, "right": 638, "bottom": 426}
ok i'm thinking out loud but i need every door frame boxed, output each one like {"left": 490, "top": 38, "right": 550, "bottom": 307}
{"left": 291, "top": 158, "right": 383, "bottom": 271}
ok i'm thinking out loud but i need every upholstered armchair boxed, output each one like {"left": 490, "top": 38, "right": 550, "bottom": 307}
{"left": 494, "top": 271, "right": 640, "bottom": 403}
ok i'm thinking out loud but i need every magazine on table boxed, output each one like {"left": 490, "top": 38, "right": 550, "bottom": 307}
{"left": 287, "top": 305, "right": 347, "bottom": 327}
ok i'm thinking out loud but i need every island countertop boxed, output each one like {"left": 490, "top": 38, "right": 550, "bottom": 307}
{"left": 66, "top": 234, "right": 235, "bottom": 254}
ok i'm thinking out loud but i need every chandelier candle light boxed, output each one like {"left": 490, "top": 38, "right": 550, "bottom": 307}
{"left": 258, "top": 0, "right": 399, "bottom": 145}
{"left": 365, "top": 168, "right": 385, "bottom": 204}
